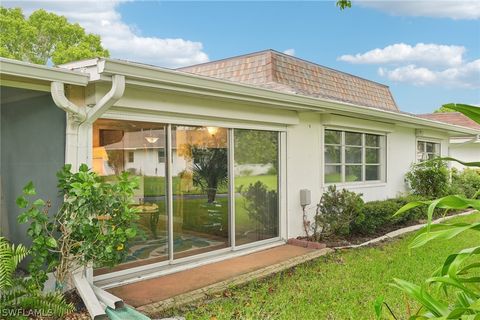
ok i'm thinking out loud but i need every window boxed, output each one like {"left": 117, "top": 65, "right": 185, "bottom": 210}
{"left": 127, "top": 151, "right": 134, "bottom": 163}
{"left": 158, "top": 149, "right": 165, "bottom": 163}
{"left": 324, "top": 129, "right": 384, "bottom": 184}
{"left": 417, "top": 140, "right": 440, "bottom": 161}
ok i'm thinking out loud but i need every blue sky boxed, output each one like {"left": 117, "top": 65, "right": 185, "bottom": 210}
{"left": 7, "top": 1, "right": 480, "bottom": 113}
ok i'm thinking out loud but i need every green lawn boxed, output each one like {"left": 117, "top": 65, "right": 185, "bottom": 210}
{"left": 161, "top": 213, "right": 480, "bottom": 320}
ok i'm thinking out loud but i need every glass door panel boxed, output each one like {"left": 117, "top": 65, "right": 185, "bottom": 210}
{"left": 234, "top": 129, "right": 279, "bottom": 246}
{"left": 172, "top": 125, "right": 229, "bottom": 259}
{"left": 92, "top": 119, "right": 168, "bottom": 274}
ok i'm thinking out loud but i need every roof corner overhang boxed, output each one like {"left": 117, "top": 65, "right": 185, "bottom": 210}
{"left": 0, "top": 57, "right": 89, "bottom": 91}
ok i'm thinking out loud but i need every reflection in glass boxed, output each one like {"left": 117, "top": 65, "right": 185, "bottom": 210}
{"left": 345, "top": 147, "right": 362, "bottom": 163}
{"left": 345, "top": 132, "right": 362, "bottom": 146}
{"left": 325, "top": 165, "right": 342, "bottom": 183}
{"left": 234, "top": 130, "right": 279, "bottom": 246}
{"left": 92, "top": 119, "right": 168, "bottom": 273}
{"left": 345, "top": 165, "right": 362, "bottom": 182}
{"left": 172, "top": 126, "right": 229, "bottom": 259}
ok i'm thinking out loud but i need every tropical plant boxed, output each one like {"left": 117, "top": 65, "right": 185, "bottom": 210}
{"left": 190, "top": 146, "right": 228, "bottom": 203}
{"left": 0, "top": 237, "right": 74, "bottom": 319}
{"left": 17, "top": 164, "right": 140, "bottom": 288}
{"left": 375, "top": 103, "right": 480, "bottom": 319}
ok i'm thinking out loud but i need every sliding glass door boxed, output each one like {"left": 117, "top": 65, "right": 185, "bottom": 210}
{"left": 93, "top": 119, "right": 168, "bottom": 273}
{"left": 172, "top": 125, "right": 229, "bottom": 259}
{"left": 92, "top": 119, "right": 280, "bottom": 272}
{"left": 234, "top": 130, "right": 279, "bottom": 246}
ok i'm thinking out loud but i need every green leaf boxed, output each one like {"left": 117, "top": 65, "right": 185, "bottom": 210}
{"left": 409, "top": 223, "right": 480, "bottom": 249}
{"left": 33, "top": 198, "right": 46, "bottom": 207}
{"left": 391, "top": 278, "right": 449, "bottom": 316}
{"left": 373, "top": 296, "right": 384, "bottom": 319}
{"left": 46, "top": 237, "right": 57, "bottom": 248}
{"left": 125, "top": 228, "right": 136, "bottom": 238}
{"left": 23, "top": 181, "right": 36, "bottom": 195}
{"left": 16, "top": 196, "right": 28, "bottom": 208}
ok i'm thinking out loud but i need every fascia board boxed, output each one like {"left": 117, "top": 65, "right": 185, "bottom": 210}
{"left": 0, "top": 57, "right": 89, "bottom": 86}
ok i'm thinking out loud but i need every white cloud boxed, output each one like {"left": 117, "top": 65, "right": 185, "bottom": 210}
{"left": 338, "top": 43, "right": 465, "bottom": 67}
{"left": 283, "top": 48, "right": 296, "bottom": 56}
{"left": 3, "top": 0, "right": 209, "bottom": 68}
{"left": 378, "top": 60, "right": 480, "bottom": 88}
{"left": 358, "top": 0, "right": 480, "bottom": 20}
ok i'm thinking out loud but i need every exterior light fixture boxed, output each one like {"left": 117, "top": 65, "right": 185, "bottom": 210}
{"left": 207, "top": 126, "right": 219, "bottom": 136}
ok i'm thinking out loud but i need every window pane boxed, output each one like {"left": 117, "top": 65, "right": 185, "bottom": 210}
{"left": 345, "top": 147, "right": 362, "bottom": 163}
{"left": 325, "top": 165, "right": 342, "bottom": 183}
{"left": 345, "top": 132, "right": 362, "bottom": 146}
{"left": 365, "top": 134, "right": 380, "bottom": 147}
{"left": 417, "top": 141, "right": 425, "bottom": 153}
{"left": 325, "top": 130, "right": 341, "bottom": 144}
{"left": 366, "top": 165, "right": 380, "bottom": 181}
{"left": 172, "top": 125, "right": 229, "bottom": 259}
{"left": 93, "top": 119, "right": 168, "bottom": 273}
{"left": 345, "top": 165, "right": 362, "bottom": 182}
{"left": 234, "top": 130, "right": 279, "bottom": 246}
{"left": 426, "top": 142, "right": 435, "bottom": 153}
{"left": 366, "top": 148, "right": 379, "bottom": 164}
{"left": 325, "top": 145, "right": 341, "bottom": 163}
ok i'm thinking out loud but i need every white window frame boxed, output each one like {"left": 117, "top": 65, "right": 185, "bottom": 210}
{"left": 324, "top": 128, "right": 386, "bottom": 185}
{"left": 416, "top": 139, "right": 441, "bottom": 162}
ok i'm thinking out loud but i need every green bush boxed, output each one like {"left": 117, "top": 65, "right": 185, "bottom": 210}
{"left": 315, "top": 185, "right": 364, "bottom": 238}
{"left": 405, "top": 161, "right": 449, "bottom": 198}
{"left": 451, "top": 168, "right": 480, "bottom": 198}
{"left": 352, "top": 195, "right": 434, "bottom": 235}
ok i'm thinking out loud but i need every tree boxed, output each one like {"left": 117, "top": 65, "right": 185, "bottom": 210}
{"left": 0, "top": 7, "right": 109, "bottom": 65}
{"left": 336, "top": 0, "right": 352, "bottom": 10}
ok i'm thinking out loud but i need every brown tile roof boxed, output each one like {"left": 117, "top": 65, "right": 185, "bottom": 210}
{"left": 417, "top": 112, "right": 480, "bottom": 130}
{"left": 178, "top": 50, "right": 399, "bottom": 112}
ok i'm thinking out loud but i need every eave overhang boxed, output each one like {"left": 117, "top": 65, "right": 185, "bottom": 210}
{"left": 0, "top": 57, "right": 89, "bottom": 91}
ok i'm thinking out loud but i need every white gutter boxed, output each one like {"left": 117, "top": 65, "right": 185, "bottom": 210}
{"left": 86, "top": 74, "right": 125, "bottom": 123}
{"left": 50, "top": 75, "right": 125, "bottom": 124}
{"left": 51, "top": 82, "right": 87, "bottom": 122}
{"left": 0, "top": 57, "right": 89, "bottom": 86}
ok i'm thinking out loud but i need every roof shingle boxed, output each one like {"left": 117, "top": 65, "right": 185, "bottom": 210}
{"left": 178, "top": 50, "right": 399, "bottom": 112}
{"left": 417, "top": 112, "right": 480, "bottom": 130}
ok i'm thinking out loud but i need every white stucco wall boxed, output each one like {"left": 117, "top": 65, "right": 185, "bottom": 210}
{"left": 286, "top": 113, "right": 450, "bottom": 239}
{"left": 449, "top": 142, "right": 480, "bottom": 170}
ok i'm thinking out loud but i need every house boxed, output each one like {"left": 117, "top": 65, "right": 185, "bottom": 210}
{"left": 1, "top": 50, "right": 479, "bottom": 289}
{"left": 418, "top": 112, "right": 480, "bottom": 170}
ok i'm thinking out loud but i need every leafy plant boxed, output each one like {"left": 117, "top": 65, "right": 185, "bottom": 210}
{"left": 375, "top": 103, "right": 480, "bottom": 319}
{"left": 451, "top": 168, "right": 480, "bottom": 199}
{"left": 405, "top": 160, "right": 450, "bottom": 198}
{"left": 313, "top": 185, "right": 364, "bottom": 240}
{"left": 0, "top": 237, "right": 74, "bottom": 319}
{"left": 17, "top": 164, "right": 140, "bottom": 288}
{"left": 190, "top": 146, "right": 228, "bottom": 203}
{"left": 239, "top": 181, "right": 279, "bottom": 235}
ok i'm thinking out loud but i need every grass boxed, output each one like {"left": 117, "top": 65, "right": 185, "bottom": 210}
{"left": 162, "top": 212, "right": 480, "bottom": 320}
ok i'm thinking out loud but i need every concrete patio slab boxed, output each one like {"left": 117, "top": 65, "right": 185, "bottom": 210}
{"left": 106, "top": 244, "right": 332, "bottom": 314}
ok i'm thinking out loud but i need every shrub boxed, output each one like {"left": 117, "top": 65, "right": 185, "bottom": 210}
{"left": 405, "top": 161, "right": 449, "bottom": 198}
{"left": 17, "top": 164, "right": 140, "bottom": 288}
{"left": 314, "top": 185, "right": 364, "bottom": 239}
{"left": 451, "top": 168, "right": 480, "bottom": 198}
{"left": 239, "top": 181, "right": 278, "bottom": 235}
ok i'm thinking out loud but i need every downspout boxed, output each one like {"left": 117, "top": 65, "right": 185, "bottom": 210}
{"left": 50, "top": 76, "right": 126, "bottom": 320}
{"left": 50, "top": 75, "right": 125, "bottom": 168}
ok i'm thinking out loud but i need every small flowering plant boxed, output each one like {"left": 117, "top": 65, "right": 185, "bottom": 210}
{"left": 17, "top": 164, "right": 140, "bottom": 288}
